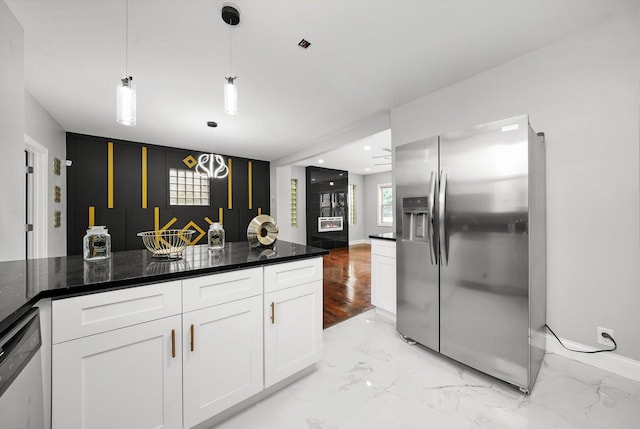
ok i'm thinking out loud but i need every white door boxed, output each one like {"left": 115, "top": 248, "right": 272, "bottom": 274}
{"left": 24, "top": 150, "right": 33, "bottom": 260}
{"left": 264, "top": 281, "right": 322, "bottom": 387}
{"left": 182, "top": 296, "right": 263, "bottom": 428}
{"left": 24, "top": 137, "right": 48, "bottom": 259}
{"left": 52, "top": 315, "right": 182, "bottom": 429}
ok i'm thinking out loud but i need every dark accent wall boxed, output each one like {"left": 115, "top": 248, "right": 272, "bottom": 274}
{"left": 66, "top": 133, "right": 270, "bottom": 256}
{"left": 305, "top": 166, "right": 348, "bottom": 249}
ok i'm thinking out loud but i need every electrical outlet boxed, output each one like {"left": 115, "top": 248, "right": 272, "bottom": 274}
{"left": 597, "top": 327, "right": 615, "bottom": 347}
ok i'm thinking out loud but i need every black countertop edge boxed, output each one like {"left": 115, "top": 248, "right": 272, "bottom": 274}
{"left": 0, "top": 241, "right": 328, "bottom": 338}
{"left": 369, "top": 233, "right": 396, "bottom": 241}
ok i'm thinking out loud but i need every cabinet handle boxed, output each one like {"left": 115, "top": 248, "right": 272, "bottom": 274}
{"left": 190, "top": 324, "right": 195, "bottom": 352}
{"left": 171, "top": 329, "right": 176, "bottom": 358}
{"left": 270, "top": 302, "right": 275, "bottom": 324}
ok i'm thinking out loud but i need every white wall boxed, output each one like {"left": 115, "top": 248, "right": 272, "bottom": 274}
{"left": 364, "top": 171, "right": 393, "bottom": 237}
{"left": 348, "top": 172, "right": 365, "bottom": 243}
{"left": 25, "top": 91, "right": 66, "bottom": 257}
{"left": 0, "top": 0, "right": 25, "bottom": 262}
{"left": 275, "top": 165, "right": 307, "bottom": 245}
{"left": 391, "top": 13, "right": 640, "bottom": 360}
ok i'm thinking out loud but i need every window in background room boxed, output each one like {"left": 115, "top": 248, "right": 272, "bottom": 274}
{"left": 290, "top": 178, "right": 298, "bottom": 227}
{"left": 377, "top": 183, "right": 392, "bottom": 226}
{"left": 348, "top": 184, "right": 356, "bottom": 224}
{"left": 169, "top": 168, "right": 210, "bottom": 206}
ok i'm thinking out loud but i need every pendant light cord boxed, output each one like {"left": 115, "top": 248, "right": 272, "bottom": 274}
{"left": 228, "top": 16, "right": 232, "bottom": 76}
{"left": 125, "top": 0, "right": 129, "bottom": 77}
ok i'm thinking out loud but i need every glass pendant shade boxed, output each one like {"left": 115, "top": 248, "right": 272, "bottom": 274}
{"left": 117, "top": 77, "right": 136, "bottom": 126}
{"left": 224, "top": 76, "right": 237, "bottom": 115}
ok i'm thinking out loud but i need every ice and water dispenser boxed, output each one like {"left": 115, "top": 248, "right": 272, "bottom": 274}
{"left": 402, "top": 197, "right": 431, "bottom": 243}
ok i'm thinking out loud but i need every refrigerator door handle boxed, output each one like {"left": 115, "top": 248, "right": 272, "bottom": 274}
{"left": 428, "top": 171, "right": 438, "bottom": 265}
{"left": 439, "top": 169, "right": 448, "bottom": 266}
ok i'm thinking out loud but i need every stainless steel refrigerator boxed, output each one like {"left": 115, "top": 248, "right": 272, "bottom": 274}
{"left": 395, "top": 114, "right": 546, "bottom": 393}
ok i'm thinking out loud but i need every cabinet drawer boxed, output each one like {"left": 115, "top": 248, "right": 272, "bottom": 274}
{"left": 371, "top": 239, "right": 396, "bottom": 258}
{"left": 52, "top": 281, "right": 181, "bottom": 344}
{"left": 264, "top": 258, "right": 323, "bottom": 293}
{"left": 182, "top": 268, "right": 263, "bottom": 312}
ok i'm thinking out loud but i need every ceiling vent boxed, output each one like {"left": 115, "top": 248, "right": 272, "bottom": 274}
{"left": 298, "top": 39, "right": 311, "bottom": 49}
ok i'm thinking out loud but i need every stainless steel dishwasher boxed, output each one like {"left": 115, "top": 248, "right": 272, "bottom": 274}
{"left": 0, "top": 308, "right": 45, "bottom": 429}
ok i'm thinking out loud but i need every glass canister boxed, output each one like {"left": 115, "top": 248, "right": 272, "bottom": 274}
{"left": 208, "top": 222, "right": 225, "bottom": 250}
{"left": 83, "top": 226, "right": 112, "bottom": 261}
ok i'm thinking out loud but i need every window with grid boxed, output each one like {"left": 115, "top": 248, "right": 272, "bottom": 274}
{"left": 348, "top": 184, "right": 356, "bottom": 224}
{"left": 377, "top": 183, "right": 393, "bottom": 226}
{"left": 169, "top": 168, "right": 210, "bottom": 206}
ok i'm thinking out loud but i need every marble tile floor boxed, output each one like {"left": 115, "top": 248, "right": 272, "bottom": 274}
{"left": 215, "top": 310, "right": 640, "bottom": 429}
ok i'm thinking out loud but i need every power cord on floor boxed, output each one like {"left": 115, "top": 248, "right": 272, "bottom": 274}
{"left": 544, "top": 324, "right": 617, "bottom": 354}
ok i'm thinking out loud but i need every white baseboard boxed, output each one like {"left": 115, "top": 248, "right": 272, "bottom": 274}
{"left": 375, "top": 307, "right": 396, "bottom": 322}
{"left": 545, "top": 333, "right": 640, "bottom": 381}
{"left": 349, "top": 239, "right": 370, "bottom": 246}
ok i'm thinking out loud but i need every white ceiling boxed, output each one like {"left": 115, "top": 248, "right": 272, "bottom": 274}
{"left": 295, "top": 129, "right": 391, "bottom": 176}
{"left": 7, "top": 0, "right": 638, "bottom": 166}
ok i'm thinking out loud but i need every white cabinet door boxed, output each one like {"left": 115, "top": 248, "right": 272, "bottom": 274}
{"left": 52, "top": 315, "right": 182, "bottom": 429}
{"left": 182, "top": 296, "right": 263, "bottom": 428}
{"left": 264, "top": 280, "right": 322, "bottom": 387}
{"left": 371, "top": 254, "right": 397, "bottom": 315}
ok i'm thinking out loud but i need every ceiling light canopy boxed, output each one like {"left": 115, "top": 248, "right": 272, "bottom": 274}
{"left": 222, "top": 5, "right": 240, "bottom": 116}
{"left": 116, "top": 0, "right": 136, "bottom": 126}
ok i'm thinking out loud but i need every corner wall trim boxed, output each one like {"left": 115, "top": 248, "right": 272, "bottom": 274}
{"left": 348, "top": 239, "right": 369, "bottom": 246}
{"left": 545, "top": 333, "right": 640, "bottom": 381}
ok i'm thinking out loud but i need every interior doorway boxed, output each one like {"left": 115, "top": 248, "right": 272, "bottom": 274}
{"left": 25, "top": 136, "right": 48, "bottom": 259}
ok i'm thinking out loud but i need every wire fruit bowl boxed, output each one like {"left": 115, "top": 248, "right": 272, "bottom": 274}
{"left": 137, "top": 229, "right": 195, "bottom": 259}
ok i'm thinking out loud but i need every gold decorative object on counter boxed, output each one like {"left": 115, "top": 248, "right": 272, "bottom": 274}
{"left": 247, "top": 215, "right": 279, "bottom": 248}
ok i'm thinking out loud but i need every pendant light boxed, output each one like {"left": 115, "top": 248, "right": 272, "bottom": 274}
{"left": 117, "top": 0, "right": 136, "bottom": 126}
{"left": 222, "top": 5, "right": 240, "bottom": 115}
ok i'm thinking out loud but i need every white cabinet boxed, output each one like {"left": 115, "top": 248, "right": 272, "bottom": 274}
{"left": 52, "top": 315, "right": 182, "bottom": 429}
{"left": 371, "top": 239, "right": 397, "bottom": 318}
{"left": 264, "top": 259, "right": 323, "bottom": 388}
{"left": 182, "top": 288, "right": 263, "bottom": 428}
{"left": 52, "top": 283, "right": 183, "bottom": 429}
{"left": 51, "top": 259, "right": 323, "bottom": 429}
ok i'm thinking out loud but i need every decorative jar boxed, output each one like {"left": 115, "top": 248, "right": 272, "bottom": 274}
{"left": 83, "top": 226, "right": 111, "bottom": 261}
{"left": 208, "top": 222, "right": 225, "bottom": 250}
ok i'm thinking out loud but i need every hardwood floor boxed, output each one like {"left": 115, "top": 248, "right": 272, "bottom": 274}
{"left": 322, "top": 244, "right": 374, "bottom": 329}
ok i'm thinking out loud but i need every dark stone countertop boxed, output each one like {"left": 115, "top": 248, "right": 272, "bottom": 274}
{"left": 369, "top": 232, "right": 396, "bottom": 241}
{"left": 0, "top": 241, "right": 328, "bottom": 337}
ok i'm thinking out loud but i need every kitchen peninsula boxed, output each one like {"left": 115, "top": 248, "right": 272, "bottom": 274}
{"left": 0, "top": 241, "right": 327, "bottom": 429}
